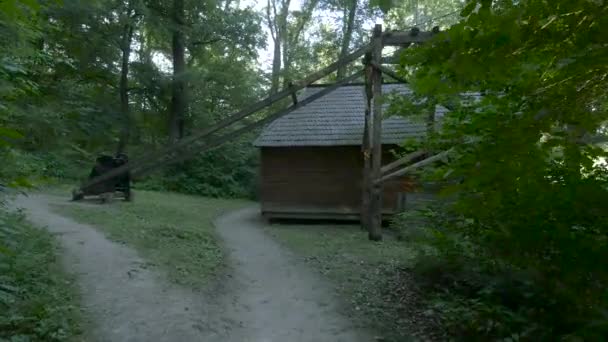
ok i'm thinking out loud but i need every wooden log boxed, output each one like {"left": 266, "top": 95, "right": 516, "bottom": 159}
{"left": 383, "top": 29, "right": 436, "bottom": 46}
{"left": 369, "top": 24, "right": 384, "bottom": 242}
{"left": 375, "top": 150, "right": 451, "bottom": 185}
{"left": 380, "top": 150, "right": 426, "bottom": 175}
{"left": 81, "top": 45, "right": 371, "bottom": 191}
{"left": 133, "top": 70, "right": 365, "bottom": 177}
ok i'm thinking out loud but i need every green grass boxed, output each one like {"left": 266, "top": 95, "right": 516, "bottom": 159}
{"left": 0, "top": 209, "right": 82, "bottom": 341}
{"left": 52, "top": 190, "right": 250, "bottom": 289}
{"left": 40, "top": 183, "right": 75, "bottom": 197}
{"left": 264, "top": 223, "right": 426, "bottom": 341}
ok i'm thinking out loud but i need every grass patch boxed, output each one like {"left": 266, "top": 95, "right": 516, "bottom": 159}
{"left": 0, "top": 208, "right": 82, "bottom": 341}
{"left": 264, "top": 223, "right": 436, "bottom": 341}
{"left": 52, "top": 190, "right": 249, "bottom": 289}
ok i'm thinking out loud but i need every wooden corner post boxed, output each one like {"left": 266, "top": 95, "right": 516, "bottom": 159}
{"left": 361, "top": 52, "right": 373, "bottom": 232}
{"left": 368, "top": 24, "right": 384, "bottom": 241}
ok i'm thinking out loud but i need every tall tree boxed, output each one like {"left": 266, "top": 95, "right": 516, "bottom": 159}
{"left": 169, "top": 0, "right": 186, "bottom": 143}
{"left": 117, "top": 0, "right": 138, "bottom": 153}
{"left": 336, "top": 0, "right": 358, "bottom": 79}
{"left": 282, "top": 0, "right": 319, "bottom": 83}
{"left": 266, "top": 0, "right": 320, "bottom": 93}
{"left": 266, "top": 0, "right": 290, "bottom": 94}
{"left": 384, "top": 0, "right": 465, "bottom": 30}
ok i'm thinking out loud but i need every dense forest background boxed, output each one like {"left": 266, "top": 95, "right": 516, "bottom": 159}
{"left": 2, "top": 0, "right": 608, "bottom": 340}
{"left": 0, "top": 0, "right": 464, "bottom": 197}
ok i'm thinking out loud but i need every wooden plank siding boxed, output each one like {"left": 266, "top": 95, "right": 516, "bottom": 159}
{"left": 259, "top": 146, "right": 415, "bottom": 220}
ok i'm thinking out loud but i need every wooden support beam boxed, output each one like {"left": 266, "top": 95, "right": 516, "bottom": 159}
{"left": 369, "top": 24, "right": 384, "bottom": 241}
{"left": 361, "top": 57, "right": 373, "bottom": 232}
{"left": 376, "top": 150, "right": 450, "bottom": 185}
{"left": 288, "top": 81, "right": 298, "bottom": 105}
{"left": 371, "top": 62, "right": 408, "bottom": 84}
{"left": 133, "top": 70, "right": 365, "bottom": 177}
{"left": 80, "top": 45, "right": 371, "bottom": 191}
{"left": 380, "top": 150, "right": 426, "bottom": 175}
{"left": 383, "top": 28, "right": 437, "bottom": 46}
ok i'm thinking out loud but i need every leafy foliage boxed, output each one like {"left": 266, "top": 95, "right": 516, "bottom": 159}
{"left": 0, "top": 208, "right": 81, "bottom": 341}
{"left": 390, "top": 0, "right": 608, "bottom": 339}
{"left": 138, "top": 137, "right": 259, "bottom": 199}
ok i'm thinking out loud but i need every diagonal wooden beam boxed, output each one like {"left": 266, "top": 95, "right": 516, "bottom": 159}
{"left": 380, "top": 150, "right": 426, "bottom": 175}
{"left": 288, "top": 82, "right": 298, "bottom": 105}
{"left": 371, "top": 62, "right": 408, "bottom": 84}
{"left": 80, "top": 45, "right": 371, "bottom": 191}
{"left": 375, "top": 149, "right": 451, "bottom": 185}
{"left": 132, "top": 70, "right": 365, "bottom": 177}
{"left": 383, "top": 28, "right": 438, "bottom": 46}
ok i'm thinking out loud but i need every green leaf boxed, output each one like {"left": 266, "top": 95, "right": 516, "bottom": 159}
{"left": 0, "top": 127, "right": 24, "bottom": 140}
{"left": 370, "top": 0, "right": 400, "bottom": 14}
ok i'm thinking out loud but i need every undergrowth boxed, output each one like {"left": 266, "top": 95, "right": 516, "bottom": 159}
{"left": 0, "top": 204, "right": 81, "bottom": 341}
{"left": 390, "top": 203, "right": 608, "bottom": 341}
{"left": 264, "top": 223, "right": 439, "bottom": 341}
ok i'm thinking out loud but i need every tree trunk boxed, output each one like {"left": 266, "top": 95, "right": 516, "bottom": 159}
{"left": 270, "top": 39, "right": 282, "bottom": 95}
{"left": 337, "top": 0, "right": 357, "bottom": 80}
{"left": 117, "top": 21, "right": 134, "bottom": 154}
{"left": 279, "top": 7, "right": 289, "bottom": 86}
{"left": 169, "top": 0, "right": 187, "bottom": 143}
{"left": 282, "top": 34, "right": 290, "bottom": 86}
{"left": 268, "top": 0, "right": 290, "bottom": 95}
{"left": 413, "top": 0, "right": 419, "bottom": 26}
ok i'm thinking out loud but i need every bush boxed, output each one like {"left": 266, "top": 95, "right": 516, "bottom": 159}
{"left": 0, "top": 206, "right": 81, "bottom": 341}
{"left": 137, "top": 139, "right": 259, "bottom": 199}
{"left": 399, "top": 201, "right": 608, "bottom": 341}
{"left": 0, "top": 148, "right": 90, "bottom": 185}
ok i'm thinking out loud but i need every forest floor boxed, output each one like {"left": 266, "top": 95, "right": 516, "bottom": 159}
{"left": 15, "top": 192, "right": 372, "bottom": 342}
{"left": 265, "top": 222, "right": 439, "bottom": 341}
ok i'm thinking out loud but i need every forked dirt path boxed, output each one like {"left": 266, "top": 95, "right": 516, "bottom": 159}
{"left": 214, "top": 207, "right": 370, "bottom": 342}
{"left": 14, "top": 195, "right": 371, "bottom": 342}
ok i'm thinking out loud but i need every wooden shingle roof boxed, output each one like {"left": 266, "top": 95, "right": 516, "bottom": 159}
{"left": 254, "top": 83, "right": 448, "bottom": 147}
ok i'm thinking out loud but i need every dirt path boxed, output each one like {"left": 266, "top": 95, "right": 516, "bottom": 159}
{"left": 15, "top": 195, "right": 371, "bottom": 342}
{"left": 214, "top": 207, "right": 371, "bottom": 342}
{"left": 15, "top": 195, "right": 218, "bottom": 342}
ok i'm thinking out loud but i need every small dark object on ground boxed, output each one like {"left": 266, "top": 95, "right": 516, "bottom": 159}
{"left": 72, "top": 153, "right": 132, "bottom": 202}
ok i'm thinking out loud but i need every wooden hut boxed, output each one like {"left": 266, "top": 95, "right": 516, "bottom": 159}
{"left": 254, "top": 83, "right": 447, "bottom": 220}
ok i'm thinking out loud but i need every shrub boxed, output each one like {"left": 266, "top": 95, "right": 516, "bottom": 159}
{"left": 0, "top": 207, "right": 81, "bottom": 341}
{"left": 399, "top": 201, "right": 608, "bottom": 341}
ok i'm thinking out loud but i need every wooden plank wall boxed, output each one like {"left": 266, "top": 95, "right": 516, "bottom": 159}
{"left": 259, "top": 146, "right": 415, "bottom": 219}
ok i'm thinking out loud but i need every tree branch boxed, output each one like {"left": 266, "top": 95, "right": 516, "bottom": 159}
{"left": 266, "top": 0, "right": 277, "bottom": 41}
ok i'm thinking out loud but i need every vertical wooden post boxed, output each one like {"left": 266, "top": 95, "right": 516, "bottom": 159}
{"left": 369, "top": 24, "right": 383, "bottom": 241}
{"left": 361, "top": 52, "right": 373, "bottom": 231}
